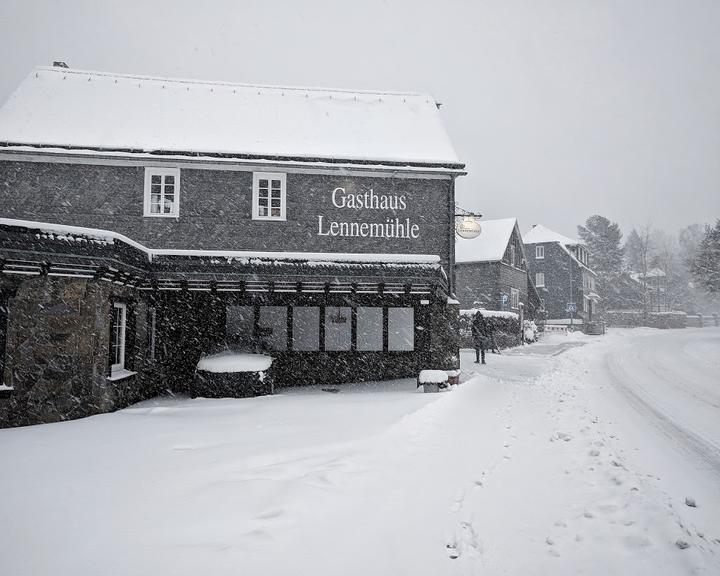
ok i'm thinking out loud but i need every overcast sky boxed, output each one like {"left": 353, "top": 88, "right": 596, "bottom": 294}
{"left": 1, "top": 0, "right": 718, "bottom": 240}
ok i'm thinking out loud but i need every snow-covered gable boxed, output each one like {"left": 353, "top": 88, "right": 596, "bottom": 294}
{"left": 455, "top": 218, "right": 518, "bottom": 263}
{"left": 0, "top": 67, "right": 462, "bottom": 168}
{"left": 525, "top": 224, "right": 596, "bottom": 275}
{"left": 523, "top": 224, "right": 581, "bottom": 247}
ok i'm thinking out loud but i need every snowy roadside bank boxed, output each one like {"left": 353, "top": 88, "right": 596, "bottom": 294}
{"left": 0, "top": 329, "right": 718, "bottom": 575}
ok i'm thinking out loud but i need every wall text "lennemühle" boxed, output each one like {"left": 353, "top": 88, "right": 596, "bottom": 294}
{"left": 317, "top": 187, "right": 421, "bottom": 239}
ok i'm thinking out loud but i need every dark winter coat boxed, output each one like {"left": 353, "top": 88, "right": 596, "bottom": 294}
{"left": 471, "top": 314, "right": 491, "bottom": 348}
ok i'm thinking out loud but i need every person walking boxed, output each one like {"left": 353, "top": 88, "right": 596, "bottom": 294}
{"left": 471, "top": 311, "right": 489, "bottom": 364}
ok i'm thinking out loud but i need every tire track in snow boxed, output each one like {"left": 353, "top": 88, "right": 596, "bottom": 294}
{"left": 604, "top": 352, "right": 720, "bottom": 480}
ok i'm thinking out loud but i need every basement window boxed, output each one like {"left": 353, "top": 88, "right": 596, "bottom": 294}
{"left": 253, "top": 172, "right": 286, "bottom": 220}
{"left": 144, "top": 167, "right": 180, "bottom": 217}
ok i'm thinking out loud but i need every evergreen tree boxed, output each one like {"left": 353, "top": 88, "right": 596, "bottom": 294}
{"left": 624, "top": 229, "right": 645, "bottom": 273}
{"left": 692, "top": 220, "right": 720, "bottom": 293}
{"left": 577, "top": 215, "right": 624, "bottom": 310}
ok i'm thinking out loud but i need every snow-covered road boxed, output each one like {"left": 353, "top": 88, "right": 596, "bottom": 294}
{"left": 1, "top": 328, "right": 719, "bottom": 575}
{"left": 604, "top": 329, "right": 720, "bottom": 478}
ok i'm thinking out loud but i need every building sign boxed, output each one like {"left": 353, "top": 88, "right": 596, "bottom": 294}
{"left": 456, "top": 217, "right": 482, "bottom": 239}
{"left": 317, "top": 187, "right": 421, "bottom": 239}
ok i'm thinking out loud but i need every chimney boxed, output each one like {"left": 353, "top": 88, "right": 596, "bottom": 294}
{"left": 53, "top": 61, "right": 69, "bottom": 68}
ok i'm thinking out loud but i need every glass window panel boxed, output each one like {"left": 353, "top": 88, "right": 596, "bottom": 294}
{"left": 293, "top": 307, "right": 320, "bottom": 351}
{"left": 259, "top": 206, "right": 268, "bottom": 216}
{"left": 165, "top": 175, "right": 175, "bottom": 185}
{"left": 271, "top": 199, "right": 281, "bottom": 207}
{"left": 258, "top": 306, "right": 287, "bottom": 351}
{"left": 325, "top": 307, "right": 351, "bottom": 351}
{"left": 271, "top": 208, "right": 280, "bottom": 217}
{"left": 226, "top": 306, "right": 255, "bottom": 346}
{"left": 271, "top": 180, "right": 282, "bottom": 189}
{"left": 150, "top": 203, "right": 161, "bottom": 214}
{"left": 388, "top": 307, "right": 414, "bottom": 351}
{"left": 259, "top": 189, "right": 268, "bottom": 198}
{"left": 151, "top": 184, "right": 162, "bottom": 194}
{"left": 259, "top": 179, "right": 268, "bottom": 188}
{"left": 163, "top": 198, "right": 174, "bottom": 213}
{"left": 164, "top": 184, "right": 175, "bottom": 195}
{"left": 271, "top": 189, "right": 282, "bottom": 198}
{"left": 151, "top": 175, "right": 161, "bottom": 184}
{"left": 357, "top": 307, "right": 383, "bottom": 351}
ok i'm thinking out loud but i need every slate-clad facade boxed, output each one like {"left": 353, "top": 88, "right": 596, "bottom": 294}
{"left": 0, "top": 66, "right": 465, "bottom": 427}
{"left": 455, "top": 218, "right": 541, "bottom": 318}
{"left": 524, "top": 225, "right": 598, "bottom": 323}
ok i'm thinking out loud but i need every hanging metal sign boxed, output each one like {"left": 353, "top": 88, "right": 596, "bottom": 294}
{"left": 455, "top": 217, "right": 482, "bottom": 239}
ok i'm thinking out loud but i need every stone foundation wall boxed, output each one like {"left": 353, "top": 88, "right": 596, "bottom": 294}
{"left": 0, "top": 276, "right": 154, "bottom": 427}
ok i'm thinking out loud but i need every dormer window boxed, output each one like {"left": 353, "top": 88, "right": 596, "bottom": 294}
{"left": 253, "top": 172, "right": 286, "bottom": 221}
{"left": 144, "top": 167, "right": 180, "bottom": 217}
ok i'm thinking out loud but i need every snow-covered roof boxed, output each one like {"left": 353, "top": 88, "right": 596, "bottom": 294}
{"left": 0, "top": 66, "right": 462, "bottom": 168}
{"left": 523, "top": 224, "right": 581, "bottom": 246}
{"left": 455, "top": 218, "right": 518, "bottom": 263}
{"left": 0, "top": 217, "right": 440, "bottom": 266}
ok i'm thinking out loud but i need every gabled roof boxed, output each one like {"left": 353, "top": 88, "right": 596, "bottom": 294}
{"left": 456, "top": 217, "right": 519, "bottom": 263}
{"left": 0, "top": 66, "right": 463, "bottom": 168}
{"left": 525, "top": 224, "right": 596, "bottom": 275}
{"left": 523, "top": 224, "right": 581, "bottom": 246}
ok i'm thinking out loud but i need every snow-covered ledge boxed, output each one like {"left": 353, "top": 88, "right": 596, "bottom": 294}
{"left": 0, "top": 217, "right": 441, "bottom": 266}
{"left": 106, "top": 369, "right": 137, "bottom": 382}
{"left": 0, "top": 383, "right": 15, "bottom": 398}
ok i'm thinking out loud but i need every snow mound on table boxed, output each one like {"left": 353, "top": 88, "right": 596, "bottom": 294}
{"left": 196, "top": 351, "right": 273, "bottom": 373}
{"left": 418, "top": 370, "right": 449, "bottom": 384}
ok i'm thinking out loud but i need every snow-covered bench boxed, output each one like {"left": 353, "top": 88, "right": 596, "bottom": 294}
{"left": 193, "top": 351, "right": 273, "bottom": 398}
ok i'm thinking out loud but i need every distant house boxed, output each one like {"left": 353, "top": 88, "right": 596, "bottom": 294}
{"left": 524, "top": 224, "right": 599, "bottom": 323}
{"left": 630, "top": 268, "right": 668, "bottom": 313}
{"left": 455, "top": 218, "right": 541, "bottom": 318}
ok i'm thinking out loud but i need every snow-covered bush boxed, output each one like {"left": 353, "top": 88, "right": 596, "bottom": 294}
{"left": 523, "top": 320, "right": 538, "bottom": 342}
{"left": 458, "top": 309, "right": 521, "bottom": 349}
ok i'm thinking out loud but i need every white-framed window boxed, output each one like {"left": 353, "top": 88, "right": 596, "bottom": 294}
{"left": 111, "top": 302, "right": 127, "bottom": 374}
{"left": 510, "top": 288, "right": 520, "bottom": 309}
{"left": 144, "top": 167, "right": 180, "bottom": 217}
{"left": 148, "top": 307, "right": 156, "bottom": 361}
{"left": 356, "top": 307, "right": 383, "bottom": 351}
{"left": 536, "top": 272, "right": 545, "bottom": 288}
{"left": 325, "top": 307, "right": 351, "bottom": 351}
{"left": 388, "top": 307, "right": 414, "bottom": 351}
{"left": 293, "top": 306, "right": 320, "bottom": 351}
{"left": 253, "top": 172, "right": 286, "bottom": 220}
{"left": 509, "top": 244, "right": 516, "bottom": 267}
{"left": 536, "top": 245, "right": 545, "bottom": 259}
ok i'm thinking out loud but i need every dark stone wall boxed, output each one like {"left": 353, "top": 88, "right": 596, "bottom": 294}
{"left": 0, "top": 276, "right": 156, "bottom": 427}
{"left": 0, "top": 160, "right": 455, "bottom": 270}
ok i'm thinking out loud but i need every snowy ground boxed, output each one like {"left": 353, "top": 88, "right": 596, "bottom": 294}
{"left": 1, "top": 328, "right": 719, "bottom": 575}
